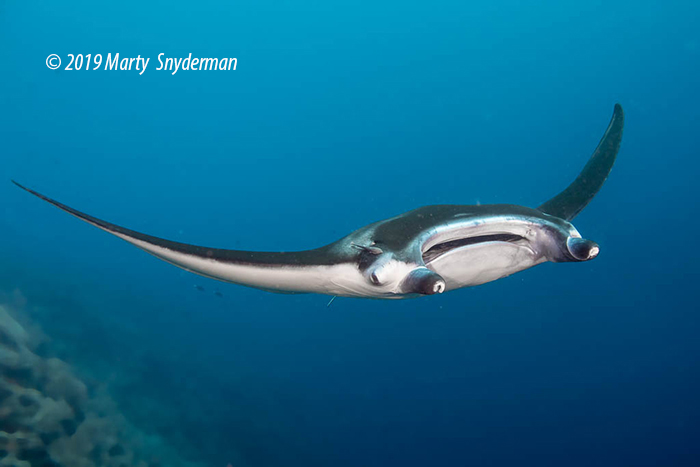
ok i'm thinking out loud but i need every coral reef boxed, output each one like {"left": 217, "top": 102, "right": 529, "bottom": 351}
{"left": 0, "top": 304, "right": 203, "bottom": 467}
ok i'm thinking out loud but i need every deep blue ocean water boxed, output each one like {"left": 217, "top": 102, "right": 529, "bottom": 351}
{"left": 2, "top": 1, "right": 699, "bottom": 466}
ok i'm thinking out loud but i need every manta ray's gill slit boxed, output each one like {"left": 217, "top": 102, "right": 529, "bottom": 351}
{"left": 422, "top": 233, "right": 525, "bottom": 263}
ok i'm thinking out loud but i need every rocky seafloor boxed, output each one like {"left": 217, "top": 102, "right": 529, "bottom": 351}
{"left": 0, "top": 298, "right": 206, "bottom": 467}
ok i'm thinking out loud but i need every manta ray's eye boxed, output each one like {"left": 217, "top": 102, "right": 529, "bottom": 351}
{"left": 370, "top": 272, "right": 381, "bottom": 285}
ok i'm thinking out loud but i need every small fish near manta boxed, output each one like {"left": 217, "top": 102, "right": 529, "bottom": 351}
{"left": 14, "top": 105, "right": 624, "bottom": 299}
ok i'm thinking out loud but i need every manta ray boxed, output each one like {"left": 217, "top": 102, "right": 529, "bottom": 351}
{"left": 14, "top": 105, "right": 624, "bottom": 299}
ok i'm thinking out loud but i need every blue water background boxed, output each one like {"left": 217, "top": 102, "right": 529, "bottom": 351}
{"left": 2, "top": 1, "right": 700, "bottom": 465}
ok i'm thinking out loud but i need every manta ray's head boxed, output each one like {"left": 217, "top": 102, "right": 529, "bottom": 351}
{"left": 539, "top": 218, "right": 600, "bottom": 263}
{"left": 359, "top": 249, "right": 445, "bottom": 297}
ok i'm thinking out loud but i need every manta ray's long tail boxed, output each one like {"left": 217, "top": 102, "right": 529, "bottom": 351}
{"left": 537, "top": 104, "right": 624, "bottom": 221}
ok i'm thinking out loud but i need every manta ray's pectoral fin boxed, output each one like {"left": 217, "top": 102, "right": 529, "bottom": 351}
{"left": 537, "top": 104, "right": 624, "bottom": 221}
{"left": 11, "top": 181, "right": 340, "bottom": 295}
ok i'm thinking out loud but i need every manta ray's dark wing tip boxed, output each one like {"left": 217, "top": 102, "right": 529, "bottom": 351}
{"left": 13, "top": 180, "right": 50, "bottom": 202}
{"left": 12, "top": 180, "right": 142, "bottom": 240}
{"left": 12, "top": 180, "right": 60, "bottom": 207}
{"left": 537, "top": 103, "right": 624, "bottom": 221}
{"left": 14, "top": 180, "right": 84, "bottom": 218}
{"left": 11, "top": 179, "right": 26, "bottom": 190}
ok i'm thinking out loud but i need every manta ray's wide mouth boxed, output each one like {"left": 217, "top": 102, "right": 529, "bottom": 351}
{"left": 422, "top": 233, "right": 525, "bottom": 264}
